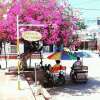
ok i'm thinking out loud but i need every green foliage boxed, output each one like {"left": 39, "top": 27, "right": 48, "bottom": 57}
{"left": 77, "top": 21, "right": 87, "bottom": 30}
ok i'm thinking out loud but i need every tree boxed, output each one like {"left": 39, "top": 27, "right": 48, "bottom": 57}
{"left": 0, "top": 0, "right": 79, "bottom": 68}
{"left": 68, "top": 34, "right": 81, "bottom": 51}
{"left": 77, "top": 21, "right": 87, "bottom": 30}
{"left": 0, "top": 0, "right": 78, "bottom": 46}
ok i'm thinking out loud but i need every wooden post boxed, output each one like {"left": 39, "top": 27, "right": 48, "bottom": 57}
{"left": 35, "top": 63, "right": 37, "bottom": 85}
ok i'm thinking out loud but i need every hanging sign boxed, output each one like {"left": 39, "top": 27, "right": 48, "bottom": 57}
{"left": 22, "top": 31, "right": 42, "bottom": 41}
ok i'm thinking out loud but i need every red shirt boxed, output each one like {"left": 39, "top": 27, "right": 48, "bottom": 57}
{"left": 50, "top": 64, "right": 65, "bottom": 73}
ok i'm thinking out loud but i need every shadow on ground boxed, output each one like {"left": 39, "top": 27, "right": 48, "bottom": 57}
{"left": 47, "top": 77, "right": 100, "bottom": 96}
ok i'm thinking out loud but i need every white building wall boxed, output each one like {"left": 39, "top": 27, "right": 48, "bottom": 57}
{"left": 1, "top": 42, "right": 10, "bottom": 55}
{"left": 1, "top": 42, "right": 24, "bottom": 55}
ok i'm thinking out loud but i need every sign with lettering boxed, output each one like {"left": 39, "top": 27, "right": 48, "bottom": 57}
{"left": 22, "top": 31, "right": 42, "bottom": 41}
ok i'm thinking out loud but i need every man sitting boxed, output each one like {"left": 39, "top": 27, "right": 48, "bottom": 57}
{"left": 71, "top": 57, "right": 83, "bottom": 70}
{"left": 50, "top": 60, "right": 65, "bottom": 73}
{"left": 70, "top": 57, "right": 88, "bottom": 82}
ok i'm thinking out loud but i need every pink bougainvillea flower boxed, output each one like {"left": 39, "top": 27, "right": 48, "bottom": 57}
{"left": 0, "top": 0, "right": 79, "bottom": 46}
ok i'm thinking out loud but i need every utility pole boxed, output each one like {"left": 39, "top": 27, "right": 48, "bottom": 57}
{"left": 16, "top": 0, "right": 21, "bottom": 90}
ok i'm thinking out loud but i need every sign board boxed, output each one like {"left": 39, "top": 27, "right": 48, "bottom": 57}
{"left": 22, "top": 31, "right": 42, "bottom": 41}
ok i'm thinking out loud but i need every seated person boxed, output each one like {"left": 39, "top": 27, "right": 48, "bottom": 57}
{"left": 50, "top": 60, "right": 65, "bottom": 73}
{"left": 71, "top": 57, "right": 83, "bottom": 70}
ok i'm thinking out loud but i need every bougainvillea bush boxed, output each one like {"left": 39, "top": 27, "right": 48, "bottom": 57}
{"left": 0, "top": 0, "right": 79, "bottom": 47}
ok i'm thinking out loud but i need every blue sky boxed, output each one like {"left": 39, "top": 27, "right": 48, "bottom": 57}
{"left": 68, "top": 0, "right": 100, "bottom": 26}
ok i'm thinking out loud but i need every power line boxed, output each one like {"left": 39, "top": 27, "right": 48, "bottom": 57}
{"left": 69, "top": 0, "right": 93, "bottom": 6}
{"left": 69, "top": 0, "right": 100, "bottom": 7}
{"left": 74, "top": 8, "right": 100, "bottom": 11}
{"left": 74, "top": 0, "right": 100, "bottom": 6}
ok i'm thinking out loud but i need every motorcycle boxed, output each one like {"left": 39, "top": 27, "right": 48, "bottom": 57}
{"left": 53, "top": 71, "right": 65, "bottom": 86}
{"left": 43, "top": 65, "right": 66, "bottom": 87}
{"left": 70, "top": 65, "right": 88, "bottom": 83}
